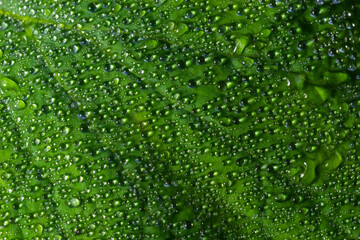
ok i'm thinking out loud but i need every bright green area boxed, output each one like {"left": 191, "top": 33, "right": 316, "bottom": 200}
{"left": 0, "top": 0, "right": 359, "bottom": 239}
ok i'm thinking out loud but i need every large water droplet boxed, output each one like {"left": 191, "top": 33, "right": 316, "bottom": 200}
{"left": 68, "top": 198, "right": 80, "bottom": 207}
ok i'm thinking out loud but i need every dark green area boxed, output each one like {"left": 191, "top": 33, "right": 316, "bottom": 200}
{"left": 0, "top": 0, "right": 359, "bottom": 239}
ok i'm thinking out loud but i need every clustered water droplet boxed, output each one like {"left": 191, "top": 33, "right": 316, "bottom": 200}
{"left": 0, "top": 0, "right": 358, "bottom": 239}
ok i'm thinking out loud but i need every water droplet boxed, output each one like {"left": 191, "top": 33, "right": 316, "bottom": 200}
{"left": 68, "top": 198, "right": 80, "bottom": 207}
{"left": 72, "top": 45, "right": 80, "bottom": 54}
{"left": 0, "top": 77, "right": 19, "bottom": 92}
{"left": 88, "top": 3, "right": 100, "bottom": 13}
{"left": 1, "top": 22, "right": 8, "bottom": 30}
{"left": 14, "top": 100, "right": 26, "bottom": 110}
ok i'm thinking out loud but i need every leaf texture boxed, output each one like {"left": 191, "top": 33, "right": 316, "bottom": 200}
{"left": 0, "top": 0, "right": 359, "bottom": 239}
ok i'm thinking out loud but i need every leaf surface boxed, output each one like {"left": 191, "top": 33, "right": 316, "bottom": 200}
{"left": 0, "top": 0, "right": 359, "bottom": 239}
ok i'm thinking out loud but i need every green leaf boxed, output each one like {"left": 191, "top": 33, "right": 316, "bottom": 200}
{"left": 0, "top": 1, "right": 359, "bottom": 239}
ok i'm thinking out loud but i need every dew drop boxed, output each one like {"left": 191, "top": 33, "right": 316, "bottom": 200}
{"left": 68, "top": 198, "right": 80, "bottom": 208}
